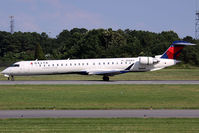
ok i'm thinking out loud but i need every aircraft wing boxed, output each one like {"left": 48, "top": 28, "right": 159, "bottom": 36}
{"left": 85, "top": 69, "right": 129, "bottom": 76}
{"left": 84, "top": 63, "right": 134, "bottom": 76}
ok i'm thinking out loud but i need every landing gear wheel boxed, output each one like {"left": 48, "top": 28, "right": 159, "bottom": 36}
{"left": 103, "top": 76, "right": 109, "bottom": 81}
{"left": 11, "top": 75, "right": 14, "bottom": 81}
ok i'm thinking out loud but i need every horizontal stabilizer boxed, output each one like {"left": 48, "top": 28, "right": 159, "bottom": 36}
{"left": 172, "top": 41, "right": 196, "bottom": 46}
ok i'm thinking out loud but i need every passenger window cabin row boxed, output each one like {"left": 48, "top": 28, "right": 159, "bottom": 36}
{"left": 34, "top": 61, "right": 132, "bottom": 67}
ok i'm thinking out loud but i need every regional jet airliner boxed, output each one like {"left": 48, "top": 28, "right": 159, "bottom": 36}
{"left": 1, "top": 41, "right": 195, "bottom": 81}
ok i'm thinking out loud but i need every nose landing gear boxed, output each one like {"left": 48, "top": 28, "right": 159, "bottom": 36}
{"left": 8, "top": 75, "right": 15, "bottom": 81}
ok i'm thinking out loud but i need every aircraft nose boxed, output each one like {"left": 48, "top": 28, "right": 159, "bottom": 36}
{"left": 1, "top": 68, "right": 9, "bottom": 74}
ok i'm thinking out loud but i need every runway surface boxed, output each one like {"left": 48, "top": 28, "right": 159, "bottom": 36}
{"left": 0, "top": 110, "right": 199, "bottom": 118}
{"left": 0, "top": 80, "right": 199, "bottom": 85}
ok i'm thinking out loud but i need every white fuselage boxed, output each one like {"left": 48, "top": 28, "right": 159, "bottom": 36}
{"left": 1, "top": 57, "right": 177, "bottom": 77}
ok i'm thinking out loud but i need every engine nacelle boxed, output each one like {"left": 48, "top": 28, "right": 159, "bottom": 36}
{"left": 139, "top": 57, "right": 159, "bottom": 65}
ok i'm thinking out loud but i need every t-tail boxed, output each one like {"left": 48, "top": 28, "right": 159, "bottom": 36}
{"left": 160, "top": 41, "right": 196, "bottom": 59}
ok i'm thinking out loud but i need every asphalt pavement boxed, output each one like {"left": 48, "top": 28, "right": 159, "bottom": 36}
{"left": 0, "top": 80, "right": 199, "bottom": 85}
{"left": 0, "top": 110, "right": 199, "bottom": 118}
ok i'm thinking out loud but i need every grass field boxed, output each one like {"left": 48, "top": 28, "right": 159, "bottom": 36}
{"left": 0, "top": 118, "right": 199, "bottom": 132}
{"left": 0, "top": 84, "right": 199, "bottom": 110}
{"left": 0, "top": 69, "right": 199, "bottom": 80}
{"left": 0, "top": 69, "right": 198, "bottom": 132}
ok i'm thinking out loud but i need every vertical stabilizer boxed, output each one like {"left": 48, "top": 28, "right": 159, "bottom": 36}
{"left": 161, "top": 41, "right": 195, "bottom": 59}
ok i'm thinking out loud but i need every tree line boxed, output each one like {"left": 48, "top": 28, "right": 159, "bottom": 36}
{"left": 0, "top": 28, "right": 199, "bottom": 66}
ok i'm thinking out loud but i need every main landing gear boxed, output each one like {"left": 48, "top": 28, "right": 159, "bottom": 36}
{"left": 8, "top": 75, "right": 15, "bottom": 81}
{"left": 103, "top": 76, "right": 109, "bottom": 81}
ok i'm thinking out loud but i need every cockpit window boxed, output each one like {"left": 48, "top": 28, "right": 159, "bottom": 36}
{"left": 10, "top": 64, "right": 20, "bottom": 67}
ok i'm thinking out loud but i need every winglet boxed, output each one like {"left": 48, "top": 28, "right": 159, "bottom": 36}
{"left": 125, "top": 63, "right": 134, "bottom": 70}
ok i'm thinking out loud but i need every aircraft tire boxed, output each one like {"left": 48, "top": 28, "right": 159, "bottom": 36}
{"left": 103, "top": 76, "right": 109, "bottom": 81}
{"left": 11, "top": 75, "right": 14, "bottom": 81}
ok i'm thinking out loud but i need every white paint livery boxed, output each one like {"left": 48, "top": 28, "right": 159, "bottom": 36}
{"left": 1, "top": 41, "right": 196, "bottom": 81}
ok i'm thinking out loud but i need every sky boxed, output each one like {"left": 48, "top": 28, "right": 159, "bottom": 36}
{"left": 0, "top": 0, "right": 197, "bottom": 38}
